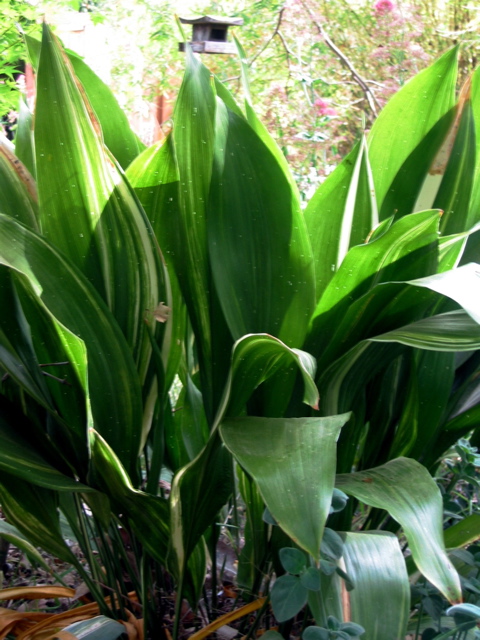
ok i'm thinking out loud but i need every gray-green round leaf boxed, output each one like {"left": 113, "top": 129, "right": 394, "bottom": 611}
{"left": 271, "top": 574, "right": 308, "bottom": 622}
{"left": 300, "top": 566, "right": 322, "bottom": 591}
{"left": 321, "top": 528, "right": 344, "bottom": 561}
{"left": 303, "top": 627, "right": 330, "bottom": 640}
{"left": 330, "top": 488, "right": 349, "bottom": 514}
{"left": 280, "top": 547, "right": 307, "bottom": 574}
{"left": 340, "top": 621, "right": 365, "bottom": 637}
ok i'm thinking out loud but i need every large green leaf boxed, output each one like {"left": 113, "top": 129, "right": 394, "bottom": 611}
{"left": 0, "top": 405, "right": 90, "bottom": 491}
{"left": 169, "top": 334, "right": 319, "bottom": 580}
{"left": 0, "top": 520, "right": 56, "bottom": 575}
{"left": 368, "top": 47, "right": 458, "bottom": 213}
{"left": 0, "top": 270, "right": 52, "bottom": 410}
{"left": 209, "top": 96, "right": 315, "bottom": 348}
{"left": 381, "top": 109, "right": 456, "bottom": 221}
{"left": 14, "top": 97, "right": 35, "bottom": 178}
{"left": 341, "top": 532, "right": 410, "bottom": 639}
{"left": 126, "top": 135, "right": 186, "bottom": 394}
{"left": 0, "top": 214, "right": 143, "bottom": 478}
{"left": 25, "top": 34, "right": 144, "bottom": 171}
{"left": 465, "top": 66, "right": 480, "bottom": 262}
{"left": 89, "top": 430, "right": 170, "bottom": 565}
{"left": 0, "top": 472, "right": 78, "bottom": 564}
{"left": 444, "top": 514, "right": 480, "bottom": 549}
{"left": 221, "top": 414, "right": 350, "bottom": 560}
{"left": 34, "top": 25, "right": 163, "bottom": 378}
{"left": 308, "top": 210, "right": 440, "bottom": 364}
{"left": 336, "top": 458, "right": 462, "bottom": 603}
{"left": 169, "top": 47, "right": 217, "bottom": 417}
{"left": 412, "top": 80, "right": 477, "bottom": 235}
{"left": 309, "top": 532, "right": 410, "bottom": 637}
{"left": 0, "top": 137, "right": 38, "bottom": 230}
{"left": 389, "top": 351, "right": 454, "bottom": 460}
{"left": 371, "top": 310, "right": 480, "bottom": 350}
{"left": 305, "top": 137, "right": 378, "bottom": 300}
{"left": 317, "top": 262, "right": 480, "bottom": 417}
{"left": 234, "top": 36, "right": 300, "bottom": 199}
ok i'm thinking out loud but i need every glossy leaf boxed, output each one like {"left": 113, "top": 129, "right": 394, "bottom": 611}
{"left": 414, "top": 79, "right": 477, "bottom": 235}
{"left": 169, "top": 47, "right": 217, "bottom": 416}
{"left": 89, "top": 430, "right": 170, "bottom": 566}
{"left": 308, "top": 209, "right": 440, "bottom": 364}
{"left": 0, "top": 214, "right": 143, "bottom": 477}
{"left": 0, "top": 409, "right": 90, "bottom": 491}
{"left": 0, "top": 520, "right": 54, "bottom": 574}
{"left": 340, "top": 532, "right": 409, "bottom": 640}
{"left": 221, "top": 414, "right": 350, "bottom": 559}
{"left": 34, "top": 25, "right": 163, "bottom": 378}
{"left": 305, "top": 136, "right": 378, "bottom": 299}
{"left": 368, "top": 47, "right": 458, "bottom": 213}
{"left": 25, "top": 34, "right": 144, "bottom": 170}
{"left": 0, "top": 472, "right": 78, "bottom": 564}
{"left": 371, "top": 310, "right": 480, "bottom": 351}
{"left": 336, "top": 458, "right": 462, "bottom": 603}
{"left": 444, "top": 514, "right": 480, "bottom": 549}
{"left": 125, "top": 135, "right": 186, "bottom": 393}
{"left": 169, "top": 333, "right": 320, "bottom": 580}
{"left": 209, "top": 97, "right": 315, "bottom": 348}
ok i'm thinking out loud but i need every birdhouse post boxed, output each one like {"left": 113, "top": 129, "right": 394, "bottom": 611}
{"left": 179, "top": 16, "right": 244, "bottom": 54}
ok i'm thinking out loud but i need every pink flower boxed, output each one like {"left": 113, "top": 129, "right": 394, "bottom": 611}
{"left": 314, "top": 98, "right": 337, "bottom": 117}
{"left": 374, "top": 0, "right": 395, "bottom": 14}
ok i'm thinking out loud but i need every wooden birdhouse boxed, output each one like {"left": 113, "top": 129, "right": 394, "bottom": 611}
{"left": 179, "top": 15, "right": 243, "bottom": 54}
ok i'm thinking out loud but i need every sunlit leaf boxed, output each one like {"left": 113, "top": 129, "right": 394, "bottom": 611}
{"left": 368, "top": 47, "right": 458, "bottom": 213}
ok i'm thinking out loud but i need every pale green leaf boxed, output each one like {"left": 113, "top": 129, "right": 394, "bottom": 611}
{"left": 336, "top": 458, "right": 462, "bottom": 603}
{"left": 221, "top": 414, "right": 350, "bottom": 559}
{"left": 340, "top": 532, "right": 409, "bottom": 640}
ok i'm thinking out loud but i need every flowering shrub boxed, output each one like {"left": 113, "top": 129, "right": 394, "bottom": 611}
{"left": 314, "top": 98, "right": 337, "bottom": 117}
{"left": 374, "top": 0, "right": 395, "bottom": 15}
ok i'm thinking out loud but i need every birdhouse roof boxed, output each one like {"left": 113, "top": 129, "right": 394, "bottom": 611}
{"left": 179, "top": 15, "right": 244, "bottom": 26}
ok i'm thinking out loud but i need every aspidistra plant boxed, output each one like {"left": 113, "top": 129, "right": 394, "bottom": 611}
{"left": 0, "top": 25, "right": 479, "bottom": 639}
